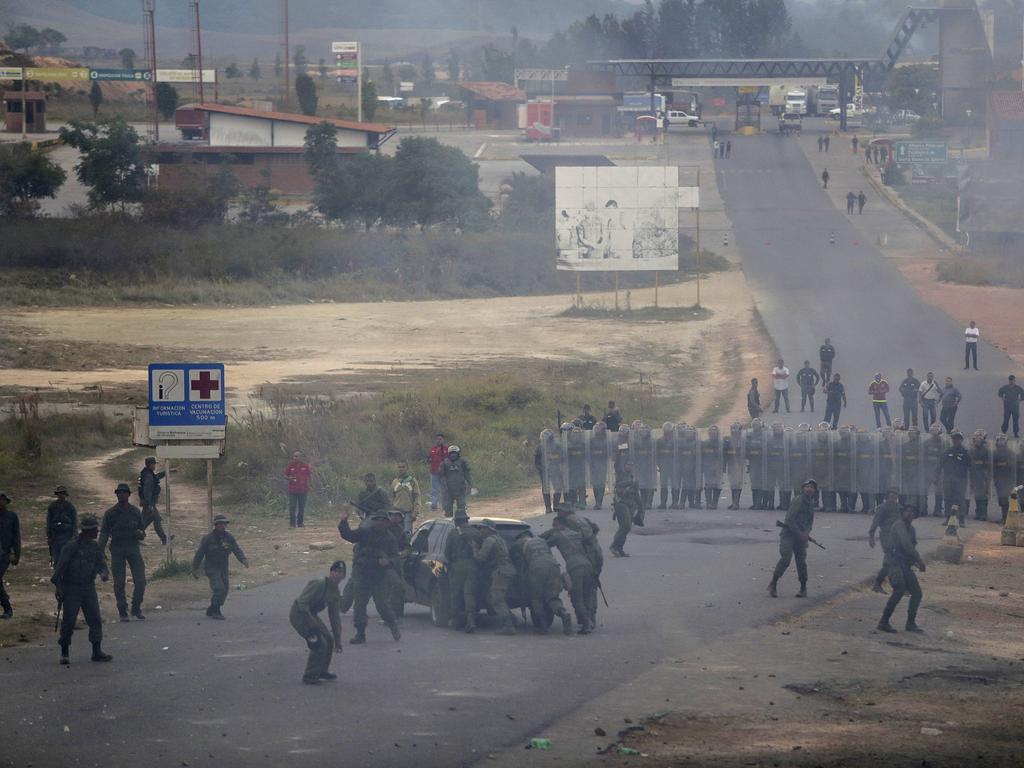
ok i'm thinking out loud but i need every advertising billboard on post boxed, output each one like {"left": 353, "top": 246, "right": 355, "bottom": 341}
{"left": 555, "top": 166, "right": 697, "bottom": 272}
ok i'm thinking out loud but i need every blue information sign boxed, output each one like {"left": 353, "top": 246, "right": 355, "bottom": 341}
{"left": 148, "top": 363, "right": 226, "bottom": 438}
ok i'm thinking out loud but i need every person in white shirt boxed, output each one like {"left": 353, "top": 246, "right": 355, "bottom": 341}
{"left": 964, "top": 321, "right": 979, "bottom": 370}
{"left": 772, "top": 359, "right": 791, "bottom": 414}
{"left": 918, "top": 371, "right": 942, "bottom": 431}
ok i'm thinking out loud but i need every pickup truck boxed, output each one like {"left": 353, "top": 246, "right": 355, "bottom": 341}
{"left": 778, "top": 113, "right": 802, "bottom": 134}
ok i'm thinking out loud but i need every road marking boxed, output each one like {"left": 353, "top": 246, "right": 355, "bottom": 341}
{"left": 474, "top": 143, "right": 488, "bottom": 159}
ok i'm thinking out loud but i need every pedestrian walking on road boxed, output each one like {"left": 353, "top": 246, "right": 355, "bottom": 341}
{"left": 726, "top": 139, "right": 732, "bottom": 158}
{"left": 822, "top": 168, "right": 830, "bottom": 189}
{"left": 852, "top": 134, "right": 859, "bottom": 154}
{"left": 964, "top": 320, "right": 980, "bottom": 370}
{"left": 285, "top": 450, "right": 311, "bottom": 528}
{"left": 191, "top": 514, "right": 248, "bottom": 620}
{"left": 857, "top": 191, "right": 866, "bottom": 214}
{"left": 427, "top": 434, "right": 448, "bottom": 512}
{"left": 940, "top": 377, "right": 962, "bottom": 433}
{"left": 817, "top": 136, "right": 824, "bottom": 152}
{"left": 46, "top": 485, "right": 78, "bottom": 568}
{"left": 713, "top": 139, "right": 720, "bottom": 157}
{"left": 876, "top": 504, "right": 926, "bottom": 634}
{"left": 99, "top": 483, "right": 146, "bottom": 622}
{"left": 747, "top": 378, "right": 762, "bottom": 419}
{"left": 998, "top": 374, "right": 1024, "bottom": 437}
{"left": 772, "top": 359, "right": 791, "bottom": 413}
{"left": 899, "top": 368, "right": 920, "bottom": 428}
{"left": 868, "top": 489, "right": 900, "bottom": 593}
{"left": 52, "top": 514, "right": 111, "bottom": 665}
{"left": 846, "top": 191, "right": 856, "bottom": 214}
{"left": 797, "top": 360, "right": 820, "bottom": 412}
{"left": 824, "top": 134, "right": 830, "bottom": 152}
{"left": 919, "top": 372, "right": 941, "bottom": 430}
{"left": 869, "top": 373, "right": 892, "bottom": 428}
{"left": 819, "top": 338, "right": 836, "bottom": 383}
{"left": 0, "top": 492, "right": 21, "bottom": 619}
{"left": 290, "top": 560, "right": 344, "bottom": 685}
{"left": 769, "top": 479, "right": 817, "bottom": 598}
{"left": 865, "top": 146, "right": 873, "bottom": 164}
{"left": 824, "top": 374, "right": 847, "bottom": 429}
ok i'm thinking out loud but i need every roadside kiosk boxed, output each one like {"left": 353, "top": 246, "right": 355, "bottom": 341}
{"left": 3, "top": 91, "right": 47, "bottom": 134}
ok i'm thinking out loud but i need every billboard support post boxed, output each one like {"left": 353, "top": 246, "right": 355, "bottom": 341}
{"left": 654, "top": 271, "right": 659, "bottom": 308}
{"left": 696, "top": 166, "right": 702, "bottom": 308}
{"left": 614, "top": 273, "right": 619, "bottom": 311}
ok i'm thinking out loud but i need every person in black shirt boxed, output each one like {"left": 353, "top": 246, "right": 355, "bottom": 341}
{"left": 797, "top": 360, "right": 820, "bottom": 413}
{"left": 603, "top": 401, "right": 622, "bottom": 432}
{"left": 577, "top": 404, "right": 597, "bottom": 430}
{"left": 998, "top": 375, "right": 1024, "bottom": 437}
{"left": 898, "top": 368, "right": 921, "bottom": 428}
{"left": 747, "top": 378, "right": 762, "bottom": 419}
{"left": 819, "top": 338, "right": 836, "bottom": 384}
{"left": 823, "top": 373, "right": 847, "bottom": 430}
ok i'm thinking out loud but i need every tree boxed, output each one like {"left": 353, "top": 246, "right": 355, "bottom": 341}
{"left": 318, "top": 58, "right": 327, "bottom": 79}
{"left": 182, "top": 53, "right": 198, "bottom": 69}
{"left": 293, "top": 45, "right": 307, "bottom": 71}
{"left": 119, "top": 48, "right": 136, "bottom": 69}
{"left": 225, "top": 62, "right": 242, "bottom": 78}
{"left": 155, "top": 82, "right": 179, "bottom": 120}
{"left": 4, "top": 24, "right": 41, "bottom": 52}
{"left": 274, "top": 53, "right": 283, "bottom": 77}
{"left": 655, "top": 0, "right": 694, "bottom": 58}
{"left": 88, "top": 82, "right": 104, "bottom": 117}
{"left": 398, "top": 63, "right": 418, "bottom": 81}
{"left": 0, "top": 143, "right": 67, "bottom": 217}
{"left": 238, "top": 184, "right": 288, "bottom": 225}
{"left": 304, "top": 122, "right": 341, "bottom": 179}
{"left": 446, "top": 49, "right": 461, "bottom": 82}
{"left": 295, "top": 73, "right": 318, "bottom": 116}
{"left": 478, "top": 44, "right": 514, "bottom": 83}
{"left": 382, "top": 61, "right": 395, "bottom": 94}
{"left": 361, "top": 80, "right": 378, "bottom": 121}
{"left": 249, "top": 58, "right": 261, "bottom": 80}
{"left": 38, "top": 28, "right": 66, "bottom": 54}
{"left": 498, "top": 171, "right": 554, "bottom": 230}
{"left": 422, "top": 52, "right": 435, "bottom": 87}
{"left": 59, "top": 119, "right": 147, "bottom": 210}
{"left": 388, "top": 137, "right": 491, "bottom": 228}
{"left": 885, "top": 64, "right": 940, "bottom": 116}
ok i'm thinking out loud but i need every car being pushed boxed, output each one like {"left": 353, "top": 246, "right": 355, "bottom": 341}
{"left": 402, "top": 516, "right": 532, "bottom": 627}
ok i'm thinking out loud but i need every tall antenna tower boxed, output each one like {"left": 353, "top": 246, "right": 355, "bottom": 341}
{"left": 142, "top": 0, "right": 158, "bottom": 141}
{"left": 280, "top": 0, "right": 290, "bottom": 107}
{"left": 189, "top": 0, "right": 204, "bottom": 104}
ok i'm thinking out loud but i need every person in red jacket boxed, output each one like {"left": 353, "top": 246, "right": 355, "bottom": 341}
{"left": 285, "top": 451, "right": 312, "bottom": 528}
{"left": 869, "top": 373, "right": 892, "bottom": 428}
{"left": 427, "top": 434, "right": 448, "bottom": 512}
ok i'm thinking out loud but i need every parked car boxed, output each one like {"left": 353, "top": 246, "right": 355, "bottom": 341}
{"left": 665, "top": 109, "right": 700, "bottom": 127}
{"left": 402, "top": 516, "right": 533, "bottom": 627}
{"left": 893, "top": 109, "right": 922, "bottom": 123}
{"left": 828, "top": 103, "right": 857, "bottom": 119}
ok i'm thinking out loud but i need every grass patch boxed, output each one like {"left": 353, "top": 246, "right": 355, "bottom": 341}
{"left": 559, "top": 303, "right": 713, "bottom": 322}
{"left": 936, "top": 257, "right": 996, "bottom": 286}
{"left": 898, "top": 182, "right": 958, "bottom": 239}
{"left": 151, "top": 558, "right": 194, "bottom": 580}
{"left": 179, "top": 361, "right": 688, "bottom": 521}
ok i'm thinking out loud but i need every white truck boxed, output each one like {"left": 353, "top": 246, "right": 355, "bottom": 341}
{"left": 817, "top": 84, "right": 840, "bottom": 116}
{"left": 784, "top": 89, "right": 807, "bottom": 116}
{"left": 769, "top": 85, "right": 789, "bottom": 116}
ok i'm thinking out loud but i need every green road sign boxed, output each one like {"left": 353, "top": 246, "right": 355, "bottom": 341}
{"left": 894, "top": 140, "right": 948, "bottom": 165}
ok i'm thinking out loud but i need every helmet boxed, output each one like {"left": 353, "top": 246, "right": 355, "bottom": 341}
{"left": 560, "top": 423, "right": 573, "bottom": 432}
{"left": 449, "top": 445, "right": 461, "bottom": 454}
{"left": 772, "top": 422, "right": 783, "bottom": 432}
{"left": 818, "top": 422, "right": 831, "bottom": 431}
{"left": 797, "top": 422, "right": 810, "bottom": 431}
{"left": 663, "top": 422, "right": 675, "bottom": 433}
{"left": 929, "top": 423, "right": 943, "bottom": 436}
{"left": 950, "top": 431, "right": 963, "bottom": 440}
{"left": 802, "top": 478, "right": 818, "bottom": 490}
{"left": 540, "top": 429, "right": 553, "bottom": 440}
{"left": 592, "top": 420, "right": 605, "bottom": 432}
{"left": 79, "top": 514, "right": 99, "bottom": 531}
{"left": 731, "top": 422, "right": 743, "bottom": 433}
{"left": 708, "top": 425, "right": 719, "bottom": 434}
{"left": 751, "top": 418, "right": 763, "bottom": 430}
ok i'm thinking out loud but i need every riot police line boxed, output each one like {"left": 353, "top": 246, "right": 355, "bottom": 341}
{"left": 538, "top": 420, "right": 1021, "bottom": 523}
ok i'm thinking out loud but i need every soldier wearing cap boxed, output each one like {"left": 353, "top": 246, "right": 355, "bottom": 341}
{"left": 510, "top": 530, "right": 573, "bottom": 635}
{"left": 192, "top": 514, "right": 249, "bottom": 619}
{"left": 46, "top": 485, "right": 78, "bottom": 567}
{"left": 443, "top": 512, "right": 482, "bottom": 632}
{"left": 0, "top": 492, "right": 21, "bottom": 619}
{"left": 337, "top": 508, "right": 401, "bottom": 644}
{"left": 936, "top": 431, "right": 971, "bottom": 524}
{"left": 541, "top": 517, "right": 595, "bottom": 634}
{"left": 769, "top": 478, "right": 817, "bottom": 598}
{"left": 290, "top": 560, "right": 345, "bottom": 684}
{"left": 138, "top": 457, "right": 168, "bottom": 545}
{"left": 868, "top": 488, "right": 901, "bottom": 594}
{"left": 99, "top": 483, "right": 147, "bottom": 621}
{"left": 472, "top": 519, "right": 517, "bottom": 635}
{"left": 877, "top": 504, "right": 926, "bottom": 634}
{"left": 385, "top": 509, "right": 410, "bottom": 618}
{"left": 52, "top": 514, "right": 111, "bottom": 664}
{"left": 554, "top": 502, "right": 602, "bottom": 625}
{"left": 611, "top": 458, "right": 642, "bottom": 557}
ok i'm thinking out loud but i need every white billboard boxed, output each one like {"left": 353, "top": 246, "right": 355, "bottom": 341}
{"left": 556, "top": 166, "right": 696, "bottom": 272}
{"left": 156, "top": 68, "right": 217, "bottom": 83}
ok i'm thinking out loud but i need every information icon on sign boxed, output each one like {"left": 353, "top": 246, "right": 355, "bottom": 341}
{"left": 151, "top": 368, "right": 185, "bottom": 402}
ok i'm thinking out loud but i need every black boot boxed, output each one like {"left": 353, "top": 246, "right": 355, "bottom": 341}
{"left": 670, "top": 489, "right": 681, "bottom": 509}
{"left": 593, "top": 487, "right": 604, "bottom": 510}
{"left": 730, "top": 489, "right": 741, "bottom": 510}
{"left": 795, "top": 582, "right": 807, "bottom": 598}
{"left": 542, "top": 493, "right": 552, "bottom": 514}
{"left": 768, "top": 580, "right": 778, "bottom": 598}
{"left": 91, "top": 642, "right": 112, "bottom": 662}
{"left": 658, "top": 487, "right": 668, "bottom": 509}
{"left": 60, "top": 641, "right": 70, "bottom": 665}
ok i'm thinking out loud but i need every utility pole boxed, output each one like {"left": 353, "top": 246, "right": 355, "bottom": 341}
{"left": 281, "top": 0, "right": 290, "bottom": 107}
{"left": 190, "top": 0, "right": 204, "bottom": 104}
{"left": 143, "top": 0, "right": 158, "bottom": 141}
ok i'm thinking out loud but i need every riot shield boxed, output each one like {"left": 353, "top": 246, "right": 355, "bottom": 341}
{"left": 587, "top": 424, "right": 611, "bottom": 510}
{"left": 629, "top": 425, "right": 658, "bottom": 504}
{"left": 746, "top": 422, "right": 768, "bottom": 509}
{"left": 969, "top": 433, "right": 994, "bottom": 520}
{"left": 566, "top": 428, "right": 588, "bottom": 507}
{"left": 655, "top": 424, "right": 676, "bottom": 509}
{"left": 811, "top": 426, "right": 835, "bottom": 511}
{"left": 833, "top": 427, "right": 855, "bottom": 512}
{"left": 701, "top": 426, "right": 724, "bottom": 509}
{"left": 725, "top": 424, "right": 746, "bottom": 509}
{"left": 542, "top": 429, "right": 569, "bottom": 501}
{"left": 853, "top": 429, "right": 877, "bottom": 512}
{"left": 878, "top": 429, "right": 896, "bottom": 503}
{"left": 788, "top": 427, "right": 812, "bottom": 496}
{"left": 922, "top": 431, "right": 948, "bottom": 517}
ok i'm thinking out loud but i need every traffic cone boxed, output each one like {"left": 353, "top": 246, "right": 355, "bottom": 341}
{"left": 937, "top": 513, "right": 964, "bottom": 563}
{"left": 829, "top": 231, "right": 836, "bottom": 245}
{"left": 1002, "top": 488, "right": 1023, "bottom": 546}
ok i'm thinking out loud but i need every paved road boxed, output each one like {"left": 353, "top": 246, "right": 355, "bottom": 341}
{"left": 0, "top": 509, "right": 920, "bottom": 768}
{"left": 709, "top": 125, "right": 1012, "bottom": 434}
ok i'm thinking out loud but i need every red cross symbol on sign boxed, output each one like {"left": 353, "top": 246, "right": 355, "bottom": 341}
{"left": 191, "top": 371, "right": 221, "bottom": 399}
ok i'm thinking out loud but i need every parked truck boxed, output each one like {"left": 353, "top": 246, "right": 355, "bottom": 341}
{"left": 784, "top": 89, "right": 807, "bottom": 116}
{"left": 816, "top": 84, "right": 839, "bottom": 116}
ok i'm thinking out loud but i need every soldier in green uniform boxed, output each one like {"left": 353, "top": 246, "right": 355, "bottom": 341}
{"left": 541, "top": 517, "right": 595, "bottom": 634}
{"left": 46, "top": 485, "right": 78, "bottom": 567}
{"left": 443, "top": 513, "right": 481, "bottom": 632}
{"left": 52, "top": 514, "right": 111, "bottom": 665}
{"left": 386, "top": 509, "right": 410, "bottom": 618}
{"left": 290, "top": 560, "right": 345, "bottom": 684}
{"left": 877, "top": 505, "right": 926, "bottom": 634}
{"left": 554, "top": 503, "right": 602, "bottom": 626}
{"left": 868, "top": 488, "right": 900, "bottom": 593}
{"left": 472, "top": 519, "right": 517, "bottom": 635}
{"left": 337, "top": 509, "right": 401, "bottom": 644}
{"left": 0, "top": 492, "right": 21, "bottom": 619}
{"left": 137, "top": 457, "right": 168, "bottom": 545}
{"left": 678, "top": 425, "right": 701, "bottom": 508}
{"left": 98, "top": 483, "right": 147, "bottom": 621}
{"left": 511, "top": 531, "right": 572, "bottom": 635}
{"left": 769, "top": 478, "right": 817, "bottom": 598}
{"left": 611, "top": 459, "right": 642, "bottom": 557}
{"left": 765, "top": 422, "right": 787, "bottom": 511}
{"left": 355, "top": 472, "right": 390, "bottom": 519}
{"left": 191, "top": 513, "right": 249, "bottom": 619}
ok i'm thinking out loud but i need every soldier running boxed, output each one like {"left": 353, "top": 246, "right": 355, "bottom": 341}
{"left": 868, "top": 488, "right": 900, "bottom": 593}
{"left": 290, "top": 561, "right": 345, "bottom": 685}
{"left": 769, "top": 479, "right": 817, "bottom": 599}
{"left": 137, "top": 457, "right": 169, "bottom": 545}
{"left": 191, "top": 513, "right": 249, "bottom": 619}
{"left": 876, "top": 505, "right": 926, "bottom": 634}
{"left": 99, "top": 483, "right": 147, "bottom": 621}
